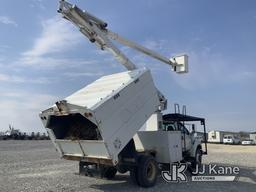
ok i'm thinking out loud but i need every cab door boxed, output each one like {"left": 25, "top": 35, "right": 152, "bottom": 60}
{"left": 178, "top": 123, "right": 192, "bottom": 151}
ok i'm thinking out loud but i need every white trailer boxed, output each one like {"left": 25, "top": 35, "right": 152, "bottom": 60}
{"left": 208, "top": 130, "right": 223, "bottom": 143}
{"left": 208, "top": 130, "right": 240, "bottom": 143}
{"left": 250, "top": 133, "right": 256, "bottom": 143}
{"left": 40, "top": 0, "right": 207, "bottom": 187}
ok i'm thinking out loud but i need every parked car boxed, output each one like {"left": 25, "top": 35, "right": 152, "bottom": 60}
{"left": 241, "top": 139, "right": 254, "bottom": 145}
{"left": 223, "top": 135, "right": 240, "bottom": 144}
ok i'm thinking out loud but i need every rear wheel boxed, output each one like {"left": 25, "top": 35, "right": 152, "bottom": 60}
{"left": 136, "top": 155, "right": 158, "bottom": 187}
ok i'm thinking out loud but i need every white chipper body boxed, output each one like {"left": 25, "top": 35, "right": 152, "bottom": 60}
{"left": 40, "top": 0, "right": 207, "bottom": 187}
{"left": 40, "top": 69, "right": 160, "bottom": 165}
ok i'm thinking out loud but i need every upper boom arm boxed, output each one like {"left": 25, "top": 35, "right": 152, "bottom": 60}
{"left": 58, "top": 0, "right": 188, "bottom": 73}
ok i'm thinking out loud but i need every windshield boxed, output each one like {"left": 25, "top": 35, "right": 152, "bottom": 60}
{"left": 162, "top": 121, "right": 190, "bottom": 135}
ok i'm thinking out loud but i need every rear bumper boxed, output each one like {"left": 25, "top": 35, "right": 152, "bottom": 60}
{"left": 63, "top": 155, "right": 113, "bottom": 166}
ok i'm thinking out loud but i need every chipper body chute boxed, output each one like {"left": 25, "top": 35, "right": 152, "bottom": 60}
{"left": 40, "top": 68, "right": 160, "bottom": 165}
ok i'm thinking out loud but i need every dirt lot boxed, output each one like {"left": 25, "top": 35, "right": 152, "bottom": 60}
{"left": 0, "top": 141, "right": 255, "bottom": 192}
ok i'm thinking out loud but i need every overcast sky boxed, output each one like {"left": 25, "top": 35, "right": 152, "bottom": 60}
{"left": 0, "top": 0, "right": 255, "bottom": 133}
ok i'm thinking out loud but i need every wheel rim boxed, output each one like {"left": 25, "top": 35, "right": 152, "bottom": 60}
{"left": 146, "top": 161, "right": 156, "bottom": 181}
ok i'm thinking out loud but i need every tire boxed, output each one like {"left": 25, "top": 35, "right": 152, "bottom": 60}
{"left": 103, "top": 167, "right": 117, "bottom": 179}
{"left": 191, "top": 147, "right": 202, "bottom": 170}
{"left": 137, "top": 155, "right": 158, "bottom": 188}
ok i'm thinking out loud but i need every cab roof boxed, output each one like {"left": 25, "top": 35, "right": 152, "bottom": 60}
{"left": 163, "top": 113, "right": 205, "bottom": 124}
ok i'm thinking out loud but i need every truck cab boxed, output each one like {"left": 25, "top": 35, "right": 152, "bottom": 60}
{"left": 136, "top": 113, "right": 207, "bottom": 160}
{"left": 162, "top": 121, "right": 192, "bottom": 152}
{"left": 162, "top": 113, "right": 207, "bottom": 153}
{"left": 130, "top": 112, "right": 207, "bottom": 186}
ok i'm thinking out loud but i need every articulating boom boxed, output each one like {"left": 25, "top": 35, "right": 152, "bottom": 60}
{"left": 58, "top": 0, "right": 188, "bottom": 110}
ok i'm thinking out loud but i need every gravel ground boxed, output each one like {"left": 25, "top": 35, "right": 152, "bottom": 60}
{"left": 0, "top": 141, "right": 255, "bottom": 192}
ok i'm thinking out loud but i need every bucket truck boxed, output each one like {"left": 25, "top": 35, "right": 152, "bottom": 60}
{"left": 40, "top": 0, "right": 207, "bottom": 187}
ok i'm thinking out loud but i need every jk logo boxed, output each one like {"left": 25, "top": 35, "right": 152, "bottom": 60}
{"left": 162, "top": 163, "right": 188, "bottom": 182}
